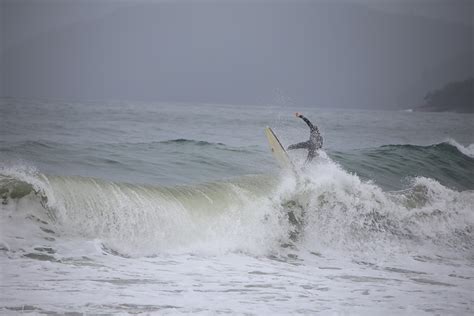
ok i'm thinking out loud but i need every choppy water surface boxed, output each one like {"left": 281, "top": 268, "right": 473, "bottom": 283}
{"left": 1, "top": 98, "right": 473, "bottom": 314}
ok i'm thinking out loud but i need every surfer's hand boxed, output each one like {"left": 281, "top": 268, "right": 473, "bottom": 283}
{"left": 295, "top": 112, "right": 302, "bottom": 117}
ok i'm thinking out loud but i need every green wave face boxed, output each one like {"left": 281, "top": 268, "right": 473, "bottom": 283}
{"left": 332, "top": 142, "right": 474, "bottom": 191}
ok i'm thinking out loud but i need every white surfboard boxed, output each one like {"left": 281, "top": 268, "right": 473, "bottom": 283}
{"left": 264, "top": 127, "right": 293, "bottom": 169}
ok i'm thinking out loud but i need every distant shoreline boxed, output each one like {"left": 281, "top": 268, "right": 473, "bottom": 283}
{"left": 414, "top": 78, "right": 473, "bottom": 113}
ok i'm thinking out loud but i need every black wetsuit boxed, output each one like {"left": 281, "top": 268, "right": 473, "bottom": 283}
{"left": 287, "top": 115, "right": 323, "bottom": 163}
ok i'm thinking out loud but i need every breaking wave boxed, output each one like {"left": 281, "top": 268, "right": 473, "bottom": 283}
{"left": 445, "top": 138, "right": 474, "bottom": 158}
{"left": 1, "top": 151, "right": 472, "bottom": 260}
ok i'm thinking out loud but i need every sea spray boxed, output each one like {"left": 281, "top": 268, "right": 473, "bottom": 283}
{"left": 294, "top": 160, "right": 474, "bottom": 257}
{"left": 1, "top": 155, "right": 472, "bottom": 259}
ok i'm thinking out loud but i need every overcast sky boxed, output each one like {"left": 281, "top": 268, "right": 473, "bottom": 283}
{"left": 1, "top": 0, "right": 472, "bottom": 109}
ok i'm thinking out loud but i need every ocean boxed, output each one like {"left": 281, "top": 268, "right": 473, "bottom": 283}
{"left": 0, "top": 98, "right": 473, "bottom": 314}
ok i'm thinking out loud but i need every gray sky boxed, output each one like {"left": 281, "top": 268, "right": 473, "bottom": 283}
{"left": 1, "top": 0, "right": 473, "bottom": 108}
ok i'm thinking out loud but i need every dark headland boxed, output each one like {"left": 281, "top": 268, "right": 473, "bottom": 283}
{"left": 415, "top": 78, "right": 474, "bottom": 113}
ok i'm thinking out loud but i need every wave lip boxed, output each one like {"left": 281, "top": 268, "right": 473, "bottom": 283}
{"left": 445, "top": 138, "right": 474, "bottom": 158}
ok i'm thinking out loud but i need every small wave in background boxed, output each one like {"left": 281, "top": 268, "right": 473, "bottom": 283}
{"left": 334, "top": 140, "right": 474, "bottom": 191}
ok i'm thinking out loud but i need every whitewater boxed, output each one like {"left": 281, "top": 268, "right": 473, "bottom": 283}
{"left": 0, "top": 98, "right": 473, "bottom": 314}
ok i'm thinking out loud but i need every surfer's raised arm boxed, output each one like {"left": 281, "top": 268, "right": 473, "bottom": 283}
{"left": 289, "top": 112, "right": 323, "bottom": 164}
{"left": 288, "top": 141, "right": 310, "bottom": 151}
{"left": 295, "top": 112, "right": 315, "bottom": 131}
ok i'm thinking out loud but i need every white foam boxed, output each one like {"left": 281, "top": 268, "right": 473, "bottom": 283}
{"left": 1, "top": 158, "right": 473, "bottom": 259}
{"left": 446, "top": 138, "right": 474, "bottom": 158}
{"left": 277, "top": 155, "right": 474, "bottom": 257}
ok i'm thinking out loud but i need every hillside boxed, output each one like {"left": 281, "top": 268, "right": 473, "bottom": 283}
{"left": 416, "top": 78, "right": 473, "bottom": 113}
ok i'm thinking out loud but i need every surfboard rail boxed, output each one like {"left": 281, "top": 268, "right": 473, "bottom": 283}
{"left": 264, "top": 127, "right": 293, "bottom": 169}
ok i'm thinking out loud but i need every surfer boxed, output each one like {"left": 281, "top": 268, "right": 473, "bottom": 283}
{"left": 287, "top": 112, "right": 323, "bottom": 163}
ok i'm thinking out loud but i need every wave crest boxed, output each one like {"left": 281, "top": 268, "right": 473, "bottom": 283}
{"left": 446, "top": 138, "right": 474, "bottom": 158}
{"left": 334, "top": 140, "right": 474, "bottom": 191}
{"left": 1, "top": 156, "right": 473, "bottom": 259}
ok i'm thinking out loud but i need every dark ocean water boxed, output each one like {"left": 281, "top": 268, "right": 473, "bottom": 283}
{"left": 1, "top": 98, "right": 473, "bottom": 314}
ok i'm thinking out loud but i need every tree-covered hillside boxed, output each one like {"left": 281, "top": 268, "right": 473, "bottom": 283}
{"left": 416, "top": 78, "right": 473, "bottom": 113}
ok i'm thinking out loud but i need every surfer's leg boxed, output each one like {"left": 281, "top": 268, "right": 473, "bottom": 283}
{"left": 305, "top": 150, "right": 316, "bottom": 164}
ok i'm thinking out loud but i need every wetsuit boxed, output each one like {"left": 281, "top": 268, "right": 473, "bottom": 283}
{"left": 287, "top": 115, "right": 323, "bottom": 163}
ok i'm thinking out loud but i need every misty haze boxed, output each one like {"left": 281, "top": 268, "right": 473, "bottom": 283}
{"left": 1, "top": 0, "right": 473, "bottom": 315}
{"left": 1, "top": 0, "right": 473, "bottom": 109}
